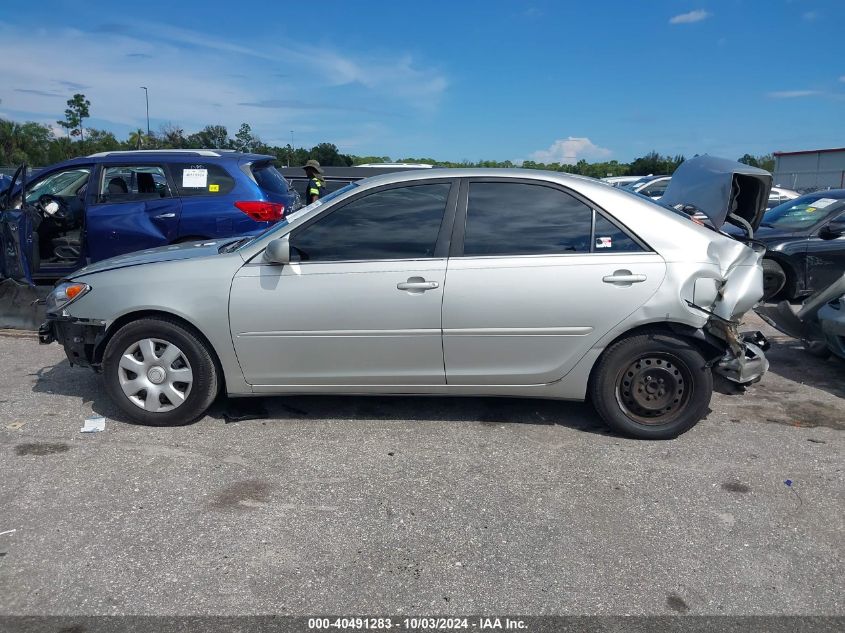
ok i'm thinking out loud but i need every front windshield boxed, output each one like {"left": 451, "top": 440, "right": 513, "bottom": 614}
{"left": 762, "top": 194, "right": 845, "bottom": 230}
{"left": 238, "top": 181, "right": 360, "bottom": 248}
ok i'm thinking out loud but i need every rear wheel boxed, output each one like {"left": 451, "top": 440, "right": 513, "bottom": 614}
{"left": 589, "top": 332, "right": 713, "bottom": 439}
{"left": 103, "top": 318, "right": 219, "bottom": 425}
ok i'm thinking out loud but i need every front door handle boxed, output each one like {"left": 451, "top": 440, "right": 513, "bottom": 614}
{"left": 397, "top": 277, "right": 439, "bottom": 293}
{"left": 603, "top": 270, "right": 647, "bottom": 286}
{"left": 154, "top": 213, "right": 176, "bottom": 219}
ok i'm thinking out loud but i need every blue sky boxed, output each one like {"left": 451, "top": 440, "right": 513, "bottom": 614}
{"left": 0, "top": 0, "right": 843, "bottom": 163}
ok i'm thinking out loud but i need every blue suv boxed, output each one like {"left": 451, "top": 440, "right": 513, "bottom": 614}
{"left": 0, "top": 150, "right": 300, "bottom": 282}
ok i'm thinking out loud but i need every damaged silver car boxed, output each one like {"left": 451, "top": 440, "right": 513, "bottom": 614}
{"left": 39, "top": 157, "right": 772, "bottom": 439}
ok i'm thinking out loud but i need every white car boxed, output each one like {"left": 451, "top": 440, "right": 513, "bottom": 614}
{"left": 601, "top": 175, "right": 643, "bottom": 188}
{"left": 768, "top": 186, "right": 800, "bottom": 209}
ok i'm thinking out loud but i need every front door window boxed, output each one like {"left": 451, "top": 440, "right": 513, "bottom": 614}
{"left": 290, "top": 183, "right": 451, "bottom": 261}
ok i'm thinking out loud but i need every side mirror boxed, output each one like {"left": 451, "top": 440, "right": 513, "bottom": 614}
{"left": 263, "top": 235, "right": 291, "bottom": 264}
{"left": 820, "top": 220, "right": 845, "bottom": 240}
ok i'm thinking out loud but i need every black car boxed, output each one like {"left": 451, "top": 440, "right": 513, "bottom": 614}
{"left": 739, "top": 190, "right": 845, "bottom": 299}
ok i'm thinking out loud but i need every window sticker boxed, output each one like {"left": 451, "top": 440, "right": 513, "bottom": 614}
{"left": 209, "top": 183, "right": 220, "bottom": 192}
{"left": 182, "top": 168, "right": 208, "bottom": 188}
{"left": 596, "top": 236, "right": 612, "bottom": 248}
{"left": 811, "top": 198, "right": 838, "bottom": 209}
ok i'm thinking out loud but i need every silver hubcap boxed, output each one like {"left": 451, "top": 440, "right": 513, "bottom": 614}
{"left": 118, "top": 338, "right": 193, "bottom": 412}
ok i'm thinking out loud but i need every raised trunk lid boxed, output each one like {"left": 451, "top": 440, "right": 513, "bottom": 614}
{"left": 661, "top": 156, "right": 772, "bottom": 235}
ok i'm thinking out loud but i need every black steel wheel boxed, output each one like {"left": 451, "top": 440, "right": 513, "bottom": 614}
{"left": 590, "top": 332, "right": 713, "bottom": 439}
{"left": 616, "top": 354, "right": 692, "bottom": 424}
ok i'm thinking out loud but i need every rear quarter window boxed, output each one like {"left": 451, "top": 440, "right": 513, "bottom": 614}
{"left": 251, "top": 163, "right": 290, "bottom": 194}
{"left": 170, "top": 163, "right": 235, "bottom": 197}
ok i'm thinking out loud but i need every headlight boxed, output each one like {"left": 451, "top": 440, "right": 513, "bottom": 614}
{"left": 46, "top": 282, "right": 91, "bottom": 313}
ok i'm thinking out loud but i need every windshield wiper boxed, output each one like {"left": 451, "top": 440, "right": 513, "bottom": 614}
{"left": 218, "top": 237, "right": 250, "bottom": 253}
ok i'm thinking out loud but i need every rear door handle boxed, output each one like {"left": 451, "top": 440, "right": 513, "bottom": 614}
{"left": 397, "top": 277, "right": 439, "bottom": 293}
{"left": 602, "top": 270, "right": 647, "bottom": 286}
{"left": 154, "top": 213, "right": 176, "bottom": 219}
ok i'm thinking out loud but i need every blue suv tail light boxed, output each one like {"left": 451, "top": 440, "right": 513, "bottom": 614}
{"left": 234, "top": 200, "right": 285, "bottom": 222}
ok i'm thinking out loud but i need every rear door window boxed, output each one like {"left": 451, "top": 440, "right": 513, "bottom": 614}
{"left": 171, "top": 163, "right": 235, "bottom": 197}
{"left": 463, "top": 182, "right": 593, "bottom": 256}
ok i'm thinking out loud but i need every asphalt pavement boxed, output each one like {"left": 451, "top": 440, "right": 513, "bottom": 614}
{"left": 0, "top": 315, "right": 842, "bottom": 616}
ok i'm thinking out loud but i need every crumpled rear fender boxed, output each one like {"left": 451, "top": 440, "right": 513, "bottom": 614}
{"left": 708, "top": 239, "right": 766, "bottom": 321}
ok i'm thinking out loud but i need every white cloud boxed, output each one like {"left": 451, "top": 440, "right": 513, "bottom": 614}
{"left": 767, "top": 90, "right": 822, "bottom": 98}
{"left": 529, "top": 137, "right": 612, "bottom": 164}
{"left": 669, "top": 9, "right": 711, "bottom": 25}
{"left": 0, "top": 21, "right": 447, "bottom": 148}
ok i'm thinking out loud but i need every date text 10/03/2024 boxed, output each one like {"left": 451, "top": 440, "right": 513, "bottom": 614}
{"left": 307, "top": 618, "right": 528, "bottom": 630}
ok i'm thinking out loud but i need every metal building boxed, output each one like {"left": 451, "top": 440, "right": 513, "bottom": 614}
{"left": 773, "top": 147, "right": 845, "bottom": 191}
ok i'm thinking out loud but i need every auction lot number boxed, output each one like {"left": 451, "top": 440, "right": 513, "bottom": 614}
{"left": 308, "top": 618, "right": 471, "bottom": 630}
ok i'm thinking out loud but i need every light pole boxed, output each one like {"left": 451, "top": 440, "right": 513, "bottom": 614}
{"left": 289, "top": 130, "right": 294, "bottom": 167}
{"left": 140, "top": 87, "right": 150, "bottom": 138}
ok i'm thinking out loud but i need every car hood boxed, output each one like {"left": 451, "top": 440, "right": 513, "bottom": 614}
{"left": 69, "top": 238, "right": 240, "bottom": 278}
{"left": 661, "top": 156, "right": 772, "bottom": 233}
{"left": 723, "top": 224, "right": 803, "bottom": 241}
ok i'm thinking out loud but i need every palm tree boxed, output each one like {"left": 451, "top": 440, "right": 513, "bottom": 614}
{"left": 128, "top": 129, "right": 144, "bottom": 149}
{"left": 0, "top": 119, "right": 22, "bottom": 163}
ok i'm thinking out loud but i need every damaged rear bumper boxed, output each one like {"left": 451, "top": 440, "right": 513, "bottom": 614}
{"left": 39, "top": 316, "right": 106, "bottom": 370}
{"left": 713, "top": 336, "right": 769, "bottom": 384}
{"left": 707, "top": 318, "right": 770, "bottom": 385}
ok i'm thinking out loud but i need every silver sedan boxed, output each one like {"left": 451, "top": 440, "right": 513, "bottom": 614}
{"left": 40, "top": 158, "right": 772, "bottom": 439}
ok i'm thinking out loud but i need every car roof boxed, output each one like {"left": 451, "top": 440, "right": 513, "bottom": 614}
{"left": 88, "top": 150, "right": 274, "bottom": 163}
{"left": 19, "top": 151, "right": 276, "bottom": 176}
{"left": 346, "top": 167, "right": 600, "bottom": 189}
{"left": 795, "top": 189, "right": 845, "bottom": 199}
{"left": 279, "top": 165, "right": 438, "bottom": 180}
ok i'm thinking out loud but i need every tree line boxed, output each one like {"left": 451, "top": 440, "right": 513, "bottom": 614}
{"left": 1, "top": 93, "right": 775, "bottom": 176}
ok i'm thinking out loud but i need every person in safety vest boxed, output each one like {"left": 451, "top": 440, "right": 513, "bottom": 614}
{"left": 303, "top": 160, "right": 325, "bottom": 204}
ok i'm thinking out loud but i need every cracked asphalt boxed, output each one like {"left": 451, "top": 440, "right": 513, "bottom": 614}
{"left": 0, "top": 314, "right": 842, "bottom": 616}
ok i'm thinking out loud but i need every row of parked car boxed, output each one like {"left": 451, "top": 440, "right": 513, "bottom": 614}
{"left": 3, "top": 150, "right": 841, "bottom": 305}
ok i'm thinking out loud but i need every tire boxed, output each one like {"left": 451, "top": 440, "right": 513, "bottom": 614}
{"left": 589, "top": 332, "right": 713, "bottom": 440}
{"left": 102, "top": 317, "right": 219, "bottom": 426}
{"left": 762, "top": 258, "right": 786, "bottom": 300}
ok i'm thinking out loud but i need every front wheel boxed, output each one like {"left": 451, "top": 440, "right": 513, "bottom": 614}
{"left": 762, "top": 258, "right": 787, "bottom": 300}
{"left": 102, "top": 317, "right": 219, "bottom": 425}
{"left": 589, "top": 332, "right": 713, "bottom": 439}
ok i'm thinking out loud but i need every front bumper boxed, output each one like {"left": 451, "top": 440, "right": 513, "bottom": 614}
{"left": 39, "top": 316, "right": 106, "bottom": 370}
